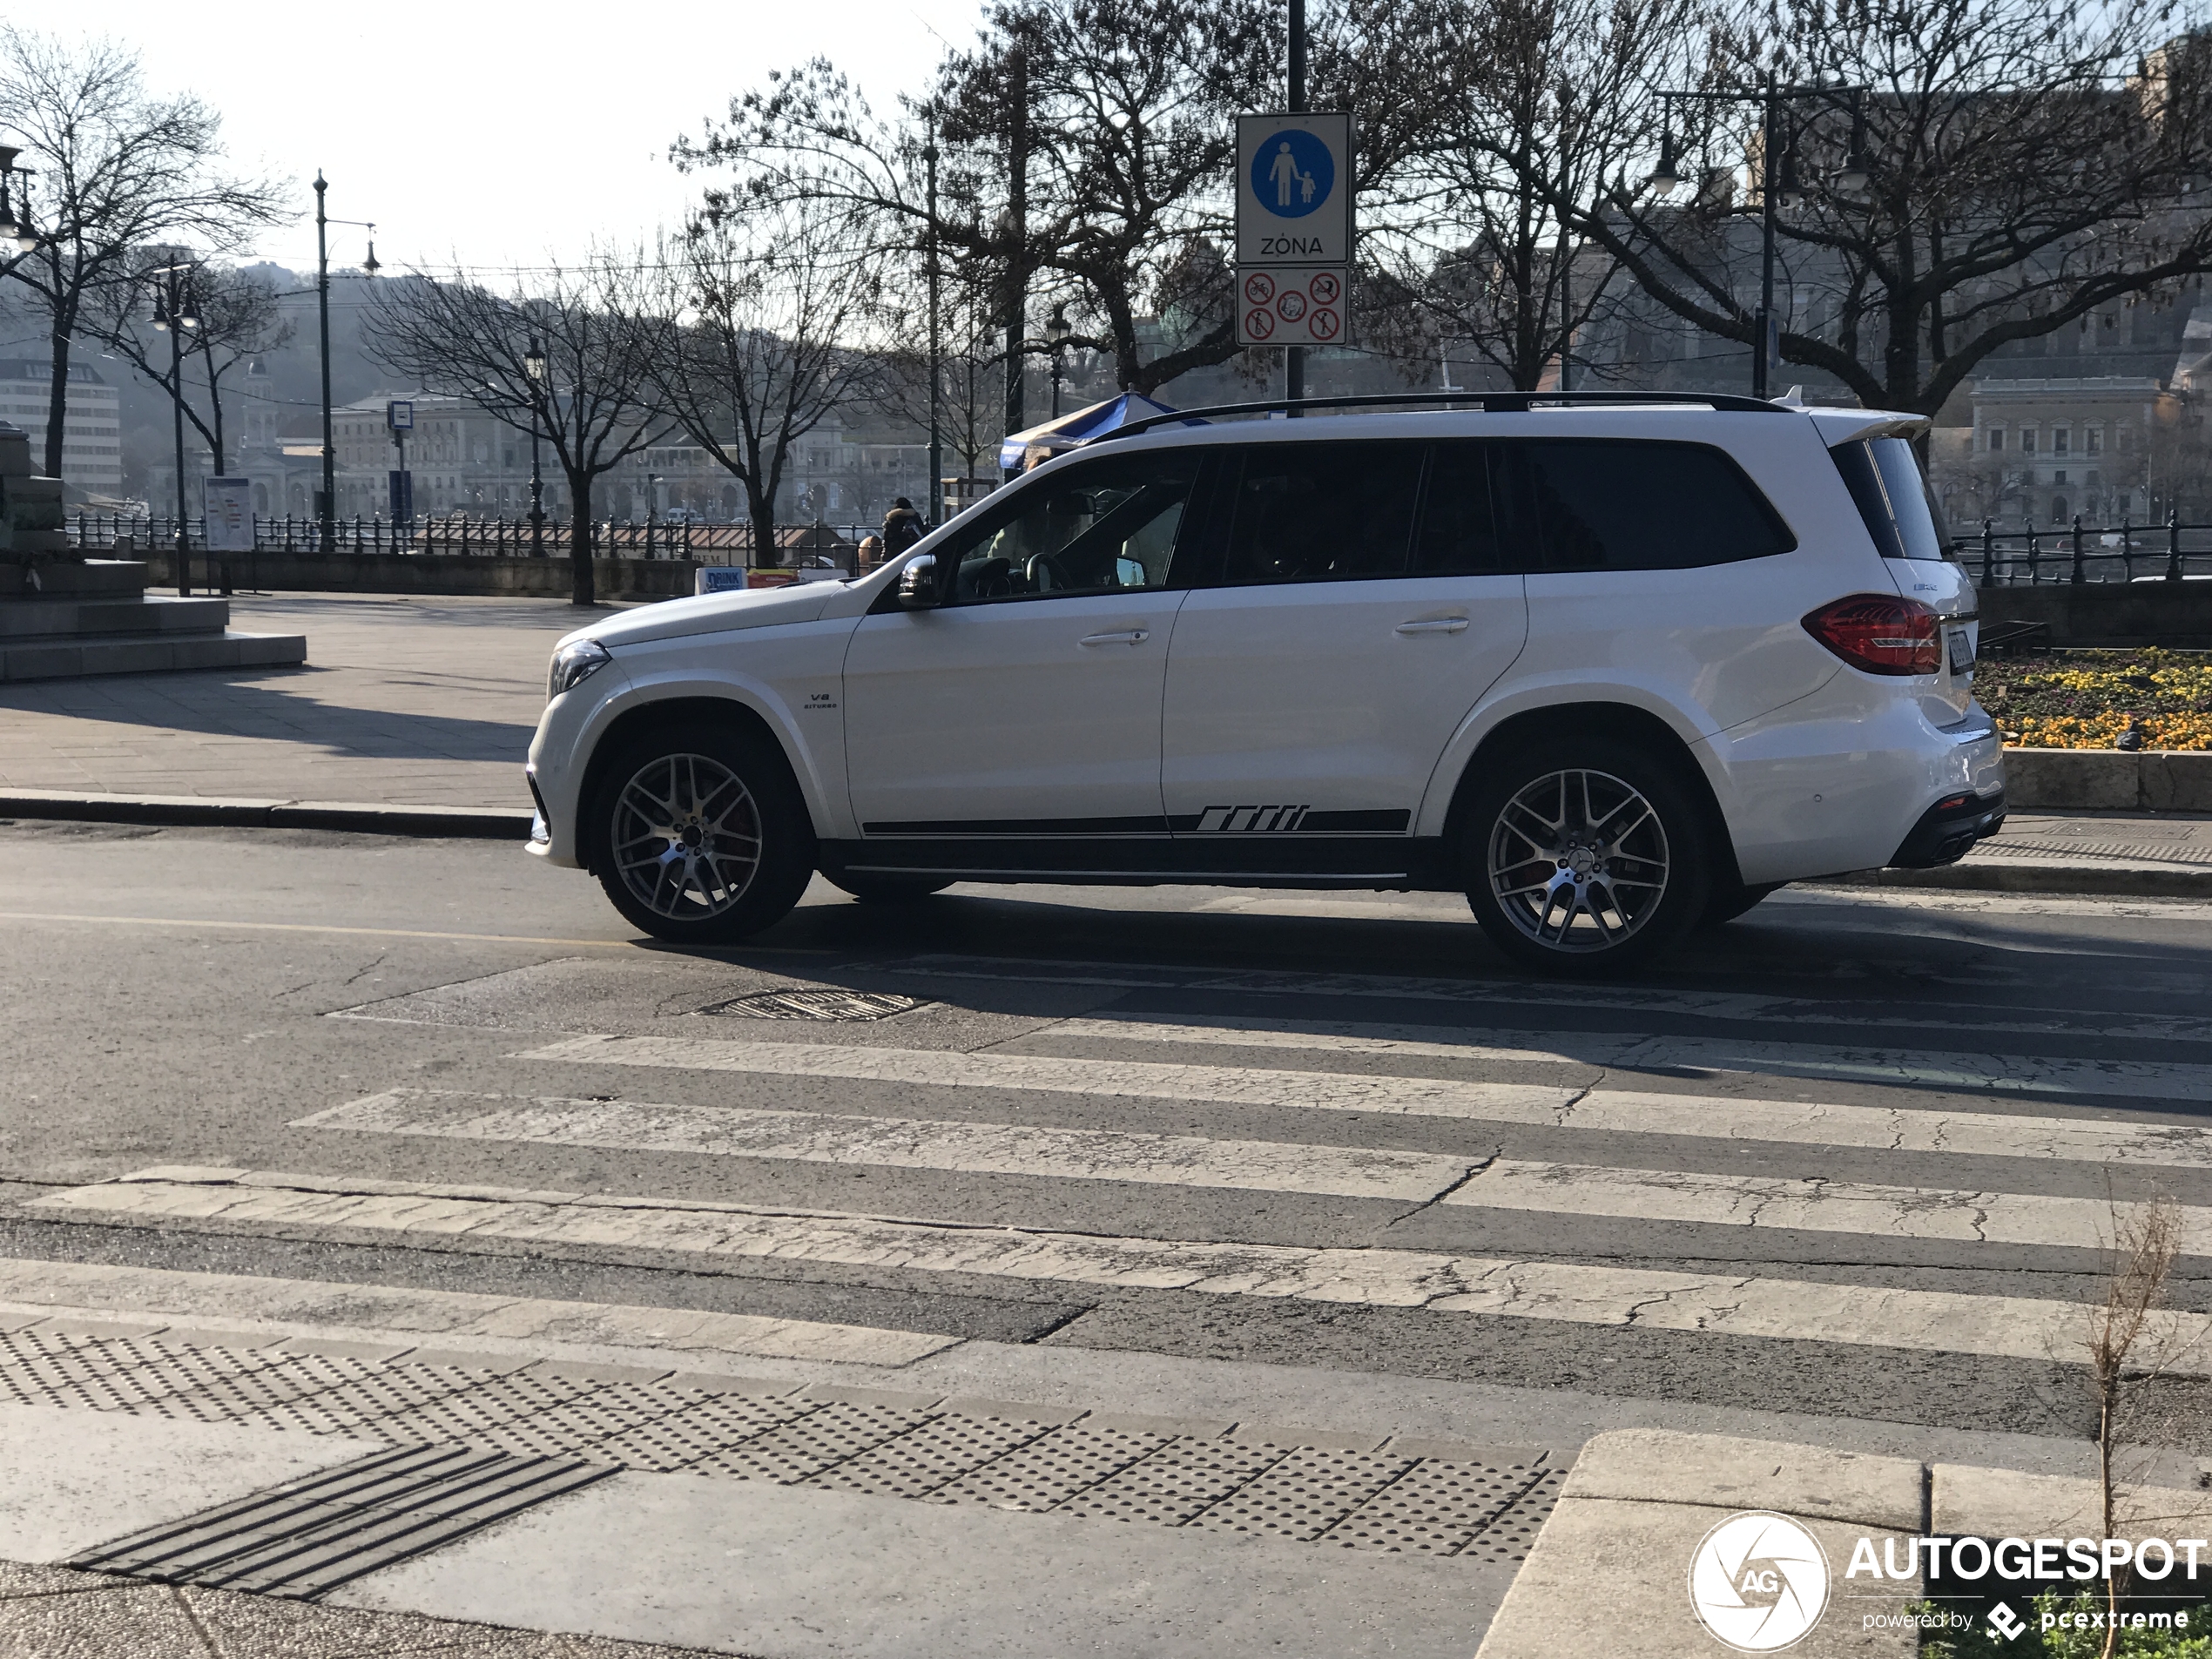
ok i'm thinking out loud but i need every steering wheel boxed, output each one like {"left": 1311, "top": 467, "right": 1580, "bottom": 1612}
{"left": 1025, "top": 551, "right": 1074, "bottom": 592}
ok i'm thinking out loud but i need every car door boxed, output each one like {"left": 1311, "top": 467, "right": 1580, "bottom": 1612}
{"left": 1160, "top": 439, "right": 1529, "bottom": 838}
{"left": 842, "top": 448, "right": 1203, "bottom": 836}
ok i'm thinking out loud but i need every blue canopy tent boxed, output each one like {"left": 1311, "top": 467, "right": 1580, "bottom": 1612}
{"left": 997, "top": 393, "right": 1203, "bottom": 472}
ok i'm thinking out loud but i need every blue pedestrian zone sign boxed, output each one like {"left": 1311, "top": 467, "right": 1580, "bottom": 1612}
{"left": 1251, "top": 129, "right": 1335, "bottom": 219}
{"left": 1236, "top": 111, "right": 1352, "bottom": 266}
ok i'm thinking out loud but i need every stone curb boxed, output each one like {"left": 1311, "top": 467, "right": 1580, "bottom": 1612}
{"left": 1832, "top": 861, "right": 2212, "bottom": 900}
{"left": 1475, "top": 1429, "right": 2212, "bottom": 1659}
{"left": 0, "top": 790, "right": 531, "bottom": 840}
{"left": 2005, "top": 747, "right": 2212, "bottom": 813}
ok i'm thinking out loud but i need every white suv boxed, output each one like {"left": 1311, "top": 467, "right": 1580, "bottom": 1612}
{"left": 526, "top": 394, "right": 2002, "bottom": 973}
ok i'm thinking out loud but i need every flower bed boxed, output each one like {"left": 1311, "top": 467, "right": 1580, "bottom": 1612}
{"left": 1974, "top": 648, "right": 2212, "bottom": 751}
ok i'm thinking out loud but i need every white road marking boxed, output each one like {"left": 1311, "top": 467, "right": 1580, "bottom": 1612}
{"left": 37, "top": 1169, "right": 2208, "bottom": 1375}
{"left": 1022, "top": 1015, "right": 2212, "bottom": 1103}
{"left": 514, "top": 1034, "right": 1583, "bottom": 1120}
{"left": 298, "top": 1089, "right": 1476, "bottom": 1202}
{"left": 1441, "top": 1160, "right": 2212, "bottom": 1252}
{"left": 0, "top": 1255, "right": 955, "bottom": 1366}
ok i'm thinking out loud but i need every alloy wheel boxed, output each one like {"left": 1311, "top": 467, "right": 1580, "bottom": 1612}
{"left": 1486, "top": 767, "right": 1671, "bottom": 954}
{"left": 609, "top": 752, "right": 763, "bottom": 920}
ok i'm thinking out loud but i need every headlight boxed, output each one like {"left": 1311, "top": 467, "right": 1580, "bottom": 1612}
{"left": 548, "top": 638, "right": 613, "bottom": 699}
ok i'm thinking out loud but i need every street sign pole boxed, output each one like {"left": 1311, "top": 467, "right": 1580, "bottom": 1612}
{"left": 1287, "top": 0, "right": 1306, "bottom": 415}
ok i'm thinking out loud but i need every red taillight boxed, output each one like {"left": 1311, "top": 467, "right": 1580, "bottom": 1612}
{"left": 1802, "top": 595, "right": 1942, "bottom": 676}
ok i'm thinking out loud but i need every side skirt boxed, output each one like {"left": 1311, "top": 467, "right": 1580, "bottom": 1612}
{"left": 817, "top": 835, "right": 1460, "bottom": 893}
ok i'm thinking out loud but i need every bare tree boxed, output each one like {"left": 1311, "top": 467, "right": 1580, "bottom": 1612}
{"left": 1369, "top": 0, "right": 1689, "bottom": 391}
{"left": 879, "top": 252, "right": 1007, "bottom": 483}
{"left": 1576, "top": 0, "right": 2212, "bottom": 415}
{"left": 365, "top": 260, "right": 670, "bottom": 606}
{"left": 642, "top": 205, "right": 881, "bottom": 568}
{"left": 91, "top": 256, "right": 290, "bottom": 472}
{"left": 0, "top": 28, "right": 284, "bottom": 479}
{"left": 680, "top": 0, "right": 1291, "bottom": 401}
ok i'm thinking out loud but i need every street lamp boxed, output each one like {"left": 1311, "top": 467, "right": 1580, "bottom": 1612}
{"left": 0, "top": 149, "right": 38, "bottom": 255}
{"left": 312, "top": 172, "right": 379, "bottom": 554}
{"left": 1652, "top": 78, "right": 1866, "bottom": 399}
{"left": 149, "top": 262, "right": 202, "bottom": 597}
{"left": 1047, "top": 303, "right": 1072, "bottom": 418}
{"left": 644, "top": 471, "right": 660, "bottom": 560}
{"left": 523, "top": 335, "right": 548, "bottom": 558}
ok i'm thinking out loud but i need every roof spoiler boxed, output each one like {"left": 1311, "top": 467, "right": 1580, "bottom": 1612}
{"left": 1096, "top": 389, "right": 1786, "bottom": 444}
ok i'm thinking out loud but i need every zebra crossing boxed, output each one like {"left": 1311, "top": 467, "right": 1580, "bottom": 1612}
{"left": 33, "top": 952, "right": 2212, "bottom": 1411}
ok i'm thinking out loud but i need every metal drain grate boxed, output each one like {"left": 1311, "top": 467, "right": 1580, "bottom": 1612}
{"left": 65, "top": 1443, "right": 616, "bottom": 1599}
{"left": 701, "top": 988, "right": 929, "bottom": 1021}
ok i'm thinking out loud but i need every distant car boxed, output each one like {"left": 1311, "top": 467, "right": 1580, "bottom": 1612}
{"left": 526, "top": 394, "right": 2001, "bottom": 974}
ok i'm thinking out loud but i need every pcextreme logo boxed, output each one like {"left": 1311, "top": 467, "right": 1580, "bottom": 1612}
{"left": 1688, "top": 1512, "right": 1831, "bottom": 1652}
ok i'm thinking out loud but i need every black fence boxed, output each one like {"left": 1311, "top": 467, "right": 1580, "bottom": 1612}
{"left": 1966, "top": 516, "right": 2212, "bottom": 585}
{"left": 66, "top": 512, "right": 873, "bottom": 566}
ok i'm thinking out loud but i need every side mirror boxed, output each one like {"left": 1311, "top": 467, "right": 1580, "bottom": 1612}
{"left": 897, "top": 553, "right": 940, "bottom": 610}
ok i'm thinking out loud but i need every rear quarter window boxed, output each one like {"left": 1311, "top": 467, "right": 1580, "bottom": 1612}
{"left": 1497, "top": 439, "right": 1797, "bottom": 572}
{"left": 1830, "top": 435, "right": 1951, "bottom": 561}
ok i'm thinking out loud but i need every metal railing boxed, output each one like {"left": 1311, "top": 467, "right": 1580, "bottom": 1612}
{"left": 1969, "top": 515, "right": 2212, "bottom": 586}
{"left": 66, "top": 511, "right": 871, "bottom": 568}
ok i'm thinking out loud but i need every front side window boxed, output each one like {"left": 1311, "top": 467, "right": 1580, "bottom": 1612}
{"left": 1221, "top": 442, "right": 1423, "bottom": 583}
{"left": 1495, "top": 439, "right": 1797, "bottom": 571}
{"left": 946, "top": 452, "right": 1198, "bottom": 603}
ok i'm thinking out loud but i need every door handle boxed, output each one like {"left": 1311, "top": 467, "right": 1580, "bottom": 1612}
{"left": 1079, "top": 630, "right": 1149, "bottom": 646}
{"left": 1395, "top": 617, "right": 1470, "bottom": 635}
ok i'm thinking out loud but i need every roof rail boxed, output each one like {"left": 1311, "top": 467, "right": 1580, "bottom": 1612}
{"left": 1096, "top": 388, "right": 1785, "bottom": 443}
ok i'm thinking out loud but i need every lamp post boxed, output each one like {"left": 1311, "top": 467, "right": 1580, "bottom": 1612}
{"left": 148, "top": 262, "right": 202, "bottom": 597}
{"left": 1047, "top": 304, "right": 1072, "bottom": 418}
{"left": 1649, "top": 78, "right": 1865, "bottom": 399}
{"left": 924, "top": 109, "right": 943, "bottom": 529}
{"left": 523, "top": 336, "right": 548, "bottom": 558}
{"left": 311, "top": 173, "right": 379, "bottom": 552}
{"left": 0, "top": 150, "right": 41, "bottom": 262}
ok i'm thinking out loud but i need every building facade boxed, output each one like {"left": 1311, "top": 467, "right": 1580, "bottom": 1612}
{"left": 0, "top": 358, "right": 125, "bottom": 502}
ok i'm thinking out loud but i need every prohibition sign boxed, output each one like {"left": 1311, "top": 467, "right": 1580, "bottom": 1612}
{"left": 1243, "top": 272, "right": 1276, "bottom": 306}
{"left": 1308, "top": 307, "right": 1341, "bottom": 341}
{"left": 1309, "top": 270, "right": 1342, "bottom": 306}
{"left": 1277, "top": 289, "right": 1307, "bottom": 322}
{"left": 1244, "top": 307, "right": 1277, "bottom": 341}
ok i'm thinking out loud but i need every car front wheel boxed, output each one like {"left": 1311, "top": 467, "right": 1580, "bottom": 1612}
{"left": 590, "top": 724, "right": 816, "bottom": 944}
{"left": 1463, "top": 738, "right": 1712, "bottom": 975}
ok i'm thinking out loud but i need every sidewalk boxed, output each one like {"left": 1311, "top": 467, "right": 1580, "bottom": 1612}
{"left": 1, "top": 1253, "right": 2201, "bottom": 1659}
{"left": 0, "top": 592, "right": 2207, "bottom": 895}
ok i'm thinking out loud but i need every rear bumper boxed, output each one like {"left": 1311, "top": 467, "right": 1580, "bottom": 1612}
{"left": 1888, "top": 788, "right": 2006, "bottom": 869}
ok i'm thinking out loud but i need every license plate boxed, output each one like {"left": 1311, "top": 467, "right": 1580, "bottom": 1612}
{"left": 1946, "top": 627, "right": 1973, "bottom": 674}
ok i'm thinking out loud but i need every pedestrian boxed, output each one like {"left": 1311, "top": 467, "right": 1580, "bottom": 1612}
{"left": 881, "top": 497, "right": 925, "bottom": 556}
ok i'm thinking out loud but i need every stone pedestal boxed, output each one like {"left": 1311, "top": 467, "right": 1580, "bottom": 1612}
{"left": 0, "top": 559, "right": 306, "bottom": 683}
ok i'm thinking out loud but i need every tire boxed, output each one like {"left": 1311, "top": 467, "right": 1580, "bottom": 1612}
{"left": 825, "top": 873, "right": 955, "bottom": 904}
{"left": 1700, "top": 880, "right": 1783, "bottom": 928}
{"left": 1461, "top": 736, "right": 1714, "bottom": 976}
{"left": 589, "top": 721, "right": 817, "bottom": 944}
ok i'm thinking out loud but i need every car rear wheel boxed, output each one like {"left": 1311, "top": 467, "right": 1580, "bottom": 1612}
{"left": 824, "top": 873, "right": 956, "bottom": 904}
{"left": 1463, "top": 738, "right": 1712, "bottom": 975}
{"left": 590, "top": 724, "right": 816, "bottom": 944}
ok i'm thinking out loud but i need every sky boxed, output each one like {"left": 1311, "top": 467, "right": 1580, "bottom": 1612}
{"left": 60, "top": 0, "right": 986, "bottom": 277}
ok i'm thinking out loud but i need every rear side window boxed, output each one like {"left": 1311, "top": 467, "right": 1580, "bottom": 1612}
{"left": 1413, "top": 442, "right": 1503, "bottom": 574}
{"left": 1223, "top": 442, "right": 1423, "bottom": 583}
{"left": 1831, "top": 436, "right": 1948, "bottom": 561}
{"left": 1496, "top": 439, "right": 1797, "bottom": 572}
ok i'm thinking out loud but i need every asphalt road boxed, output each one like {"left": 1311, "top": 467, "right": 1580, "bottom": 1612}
{"left": 6, "top": 817, "right": 2212, "bottom": 1462}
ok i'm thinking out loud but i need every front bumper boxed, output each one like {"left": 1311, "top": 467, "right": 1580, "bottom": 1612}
{"left": 1888, "top": 787, "right": 2006, "bottom": 869}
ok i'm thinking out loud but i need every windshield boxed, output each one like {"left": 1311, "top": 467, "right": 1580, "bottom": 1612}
{"left": 1830, "top": 436, "right": 1952, "bottom": 561}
